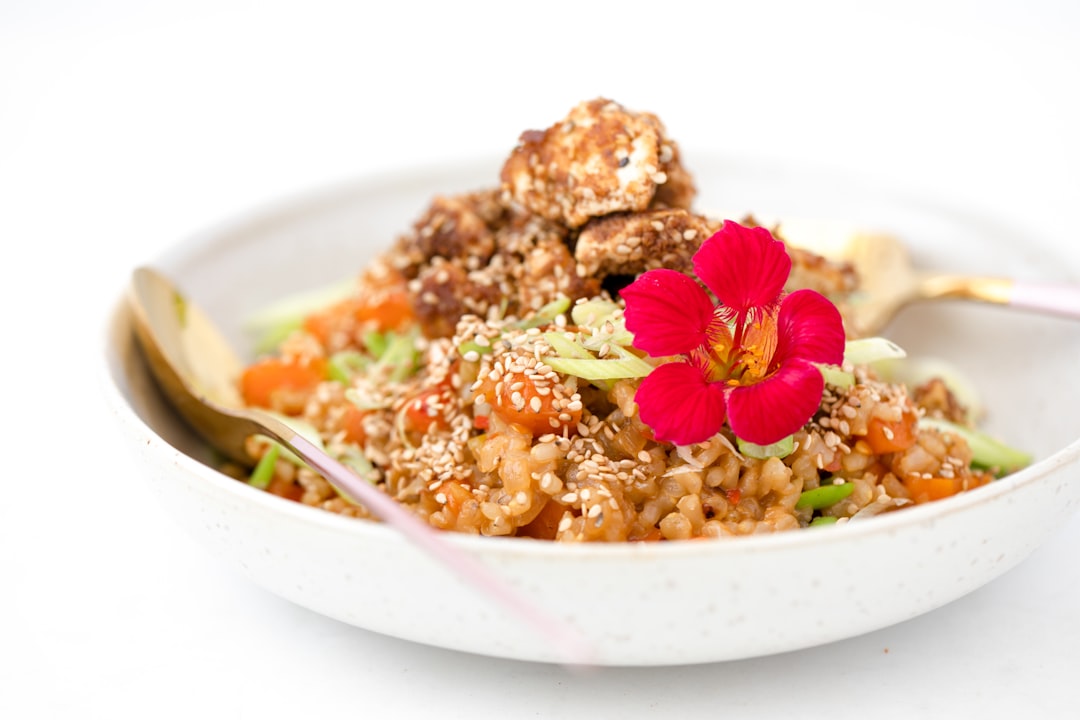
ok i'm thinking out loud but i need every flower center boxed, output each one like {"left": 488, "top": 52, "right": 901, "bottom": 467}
{"left": 697, "top": 311, "right": 778, "bottom": 387}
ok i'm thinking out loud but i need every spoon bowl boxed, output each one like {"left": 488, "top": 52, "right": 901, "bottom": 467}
{"left": 772, "top": 219, "right": 1080, "bottom": 336}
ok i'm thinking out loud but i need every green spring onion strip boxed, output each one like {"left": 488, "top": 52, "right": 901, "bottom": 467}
{"left": 371, "top": 328, "right": 420, "bottom": 383}
{"left": 543, "top": 331, "right": 594, "bottom": 360}
{"left": 796, "top": 482, "right": 854, "bottom": 510}
{"left": 919, "top": 417, "right": 1032, "bottom": 476}
{"left": 362, "top": 329, "right": 390, "bottom": 358}
{"left": 817, "top": 364, "right": 855, "bottom": 389}
{"left": 327, "top": 350, "right": 368, "bottom": 384}
{"left": 248, "top": 443, "right": 280, "bottom": 489}
{"left": 571, "top": 298, "right": 620, "bottom": 327}
{"left": 843, "top": 337, "right": 907, "bottom": 365}
{"left": 737, "top": 435, "right": 795, "bottom": 459}
{"left": 513, "top": 295, "right": 572, "bottom": 330}
{"left": 543, "top": 354, "right": 653, "bottom": 381}
{"left": 815, "top": 337, "right": 907, "bottom": 389}
{"left": 809, "top": 516, "right": 839, "bottom": 527}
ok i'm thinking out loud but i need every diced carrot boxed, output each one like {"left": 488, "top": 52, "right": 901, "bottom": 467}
{"left": 434, "top": 480, "right": 472, "bottom": 515}
{"left": 403, "top": 385, "right": 453, "bottom": 435}
{"left": 339, "top": 404, "right": 368, "bottom": 445}
{"left": 903, "top": 476, "right": 962, "bottom": 504}
{"left": 474, "top": 371, "right": 582, "bottom": 437}
{"left": 302, "top": 291, "right": 414, "bottom": 346}
{"left": 862, "top": 407, "right": 919, "bottom": 454}
{"left": 240, "top": 356, "right": 326, "bottom": 411}
{"left": 905, "top": 469, "right": 993, "bottom": 504}
{"left": 354, "top": 290, "right": 413, "bottom": 330}
{"left": 267, "top": 476, "right": 304, "bottom": 502}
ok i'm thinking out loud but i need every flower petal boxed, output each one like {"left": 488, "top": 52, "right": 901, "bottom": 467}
{"left": 634, "top": 362, "right": 727, "bottom": 446}
{"left": 774, "top": 289, "right": 846, "bottom": 367}
{"left": 621, "top": 269, "right": 715, "bottom": 357}
{"left": 693, "top": 221, "right": 791, "bottom": 314}
{"left": 726, "top": 359, "right": 824, "bottom": 445}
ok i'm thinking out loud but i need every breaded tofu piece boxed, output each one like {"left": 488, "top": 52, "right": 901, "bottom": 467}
{"left": 500, "top": 98, "right": 694, "bottom": 229}
{"left": 573, "top": 209, "right": 720, "bottom": 279}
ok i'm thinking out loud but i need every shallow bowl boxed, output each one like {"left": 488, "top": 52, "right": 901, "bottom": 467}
{"left": 103, "top": 153, "right": 1080, "bottom": 666}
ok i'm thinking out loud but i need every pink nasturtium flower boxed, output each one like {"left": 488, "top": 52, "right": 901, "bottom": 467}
{"left": 620, "top": 220, "right": 846, "bottom": 447}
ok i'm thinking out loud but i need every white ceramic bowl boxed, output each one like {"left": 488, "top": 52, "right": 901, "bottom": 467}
{"left": 102, "top": 153, "right": 1080, "bottom": 666}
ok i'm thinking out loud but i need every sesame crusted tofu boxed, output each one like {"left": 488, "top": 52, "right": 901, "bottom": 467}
{"left": 574, "top": 209, "right": 721, "bottom": 279}
{"left": 392, "top": 191, "right": 503, "bottom": 278}
{"left": 500, "top": 98, "right": 694, "bottom": 229}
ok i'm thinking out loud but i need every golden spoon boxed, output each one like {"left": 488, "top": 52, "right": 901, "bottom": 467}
{"left": 773, "top": 219, "right": 1080, "bottom": 337}
{"left": 127, "top": 266, "right": 593, "bottom": 666}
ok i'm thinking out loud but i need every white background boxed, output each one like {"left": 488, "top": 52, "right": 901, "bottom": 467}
{"left": 3, "top": 1, "right": 1079, "bottom": 718}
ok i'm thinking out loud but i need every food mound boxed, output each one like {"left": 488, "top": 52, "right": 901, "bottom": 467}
{"left": 232, "top": 98, "right": 1027, "bottom": 542}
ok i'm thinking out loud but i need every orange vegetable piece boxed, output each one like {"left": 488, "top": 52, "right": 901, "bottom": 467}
{"left": 904, "top": 472, "right": 992, "bottom": 504}
{"left": 302, "top": 288, "right": 414, "bottom": 346}
{"left": 862, "top": 408, "right": 918, "bottom": 454}
{"left": 434, "top": 480, "right": 473, "bottom": 515}
{"left": 267, "top": 476, "right": 304, "bottom": 502}
{"left": 240, "top": 356, "right": 326, "bottom": 411}
{"left": 474, "top": 371, "right": 582, "bottom": 436}
{"left": 403, "top": 385, "right": 453, "bottom": 435}
{"left": 339, "top": 404, "right": 369, "bottom": 445}
{"left": 903, "top": 476, "right": 962, "bottom": 504}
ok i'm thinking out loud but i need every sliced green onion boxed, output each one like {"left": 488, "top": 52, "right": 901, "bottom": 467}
{"left": 843, "top": 336, "right": 907, "bottom": 366}
{"left": 816, "top": 364, "right": 855, "bottom": 389}
{"left": 544, "top": 354, "right": 653, "bottom": 381}
{"left": 919, "top": 417, "right": 1032, "bottom": 475}
{"left": 327, "top": 350, "right": 368, "bottom": 384}
{"left": 362, "top": 329, "right": 389, "bottom": 358}
{"left": 796, "top": 482, "right": 854, "bottom": 510}
{"left": 371, "top": 328, "right": 420, "bottom": 383}
{"left": 543, "top": 331, "right": 594, "bottom": 360}
{"left": 571, "top": 299, "right": 620, "bottom": 327}
{"left": 513, "top": 295, "right": 572, "bottom": 329}
{"left": 737, "top": 435, "right": 795, "bottom": 459}
{"left": 248, "top": 443, "right": 280, "bottom": 489}
{"left": 809, "top": 516, "right": 840, "bottom": 527}
{"left": 580, "top": 326, "right": 635, "bottom": 352}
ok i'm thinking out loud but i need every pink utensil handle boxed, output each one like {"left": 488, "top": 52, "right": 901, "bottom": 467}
{"left": 1010, "top": 281, "right": 1080, "bottom": 320}
{"left": 284, "top": 431, "right": 594, "bottom": 668}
